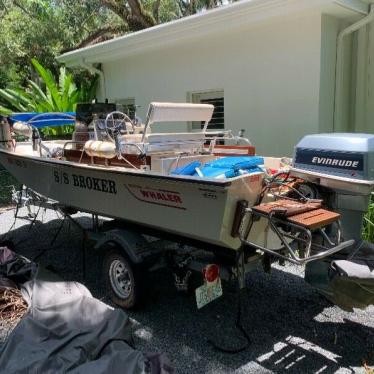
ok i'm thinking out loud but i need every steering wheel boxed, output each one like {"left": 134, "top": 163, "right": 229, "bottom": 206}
{"left": 105, "top": 111, "right": 135, "bottom": 141}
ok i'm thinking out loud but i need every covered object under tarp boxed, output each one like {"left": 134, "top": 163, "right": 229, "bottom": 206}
{"left": 0, "top": 248, "right": 172, "bottom": 374}
{"left": 306, "top": 241, "right": 374, "bottom": 312}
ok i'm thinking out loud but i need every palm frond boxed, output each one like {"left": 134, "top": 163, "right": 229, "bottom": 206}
{"left": 31, "top": 58, "right": 62, "bottom": 110}
{"left": 0, "top": 89, "right": 27, "bottom": 112}
{"left": 0, "top": 105, "right": 12, "bottom": 116}
{"left": 58, "top": 66, "right": 67, "bottom": 95}
{"left": 27, "top": 80, "right": 49, "bottom": 103}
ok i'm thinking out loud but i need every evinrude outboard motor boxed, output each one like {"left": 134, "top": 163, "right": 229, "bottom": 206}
{"left": 291, "top": 133, "right": 374, "bottom": 310}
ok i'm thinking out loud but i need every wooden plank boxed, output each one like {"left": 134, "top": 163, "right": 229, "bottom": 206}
{"left": 287, "top": 209, "right": 340, "bottom": 229}
{"left": 252, "top": 199, "right": 322, "bottom": 217}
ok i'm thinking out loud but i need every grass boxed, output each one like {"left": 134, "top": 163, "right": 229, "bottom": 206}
{"left": 362, "top": 193, "right": 374, "bottom": 243}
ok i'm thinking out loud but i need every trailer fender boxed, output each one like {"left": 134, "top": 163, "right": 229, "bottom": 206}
{"left": 94, "top": 229, "right": 148, "bottom": 264}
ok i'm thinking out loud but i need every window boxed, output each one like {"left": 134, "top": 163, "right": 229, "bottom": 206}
{"left": 116, "top": 98, "right": 136, "bottom": 122}
{"left": 190, "top": 90, "right": 224, "bottom": 130}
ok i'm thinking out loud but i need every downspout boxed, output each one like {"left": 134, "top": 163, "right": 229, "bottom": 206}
{"left": 80, "top": 58, "right": 107, "bottom": 100}
{"left": 333, "top": 4, "right": 374, "bottom": 131}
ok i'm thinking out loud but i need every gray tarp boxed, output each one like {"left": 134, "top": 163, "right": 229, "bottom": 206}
{"left": 306, "top": 241, "right": 374, "bottom": 311}
{"left": 328, "top": 243, "right": 374, "bottom": 311}
{"left": 0, "top": 248, "right": 172, "bottom": 374}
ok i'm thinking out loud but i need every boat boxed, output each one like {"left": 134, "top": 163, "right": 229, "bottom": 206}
{"left": 1, "top": 102, "right": 373, "bottom": 311}
{"left": 0, "top": 103, "right": 275, "bottom": 250}
{"left": 0, "top": 102, "right": 365, "bottom": 254}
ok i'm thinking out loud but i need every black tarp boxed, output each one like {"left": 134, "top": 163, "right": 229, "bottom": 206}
{"left": 0, "top": 246, "right": 37, "bottom": 285}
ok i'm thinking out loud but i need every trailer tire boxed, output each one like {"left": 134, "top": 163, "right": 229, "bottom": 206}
{"left": 103, "top": 248, "right": 144, "bottom": 309}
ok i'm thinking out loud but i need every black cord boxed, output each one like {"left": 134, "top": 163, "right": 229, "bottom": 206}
{"left": 207, "top": 249, "right": 251, "bottom": 354}
{"left": 207, "top": 284, "right": 251, "bottom": 354}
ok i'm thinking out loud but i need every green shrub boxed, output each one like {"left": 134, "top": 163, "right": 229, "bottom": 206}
{"left": 362, "top": 193, "right": 374, "bottom": 242}
{"left": 0, "top": 58, "right": 98, "bottom": 114}
{"left": 0, "top": 58, "right": 98, "bottom": 136}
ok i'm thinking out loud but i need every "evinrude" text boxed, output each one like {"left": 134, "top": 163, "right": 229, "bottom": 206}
{"left": 311, "top": 157, "right": 359, "bottom": 169}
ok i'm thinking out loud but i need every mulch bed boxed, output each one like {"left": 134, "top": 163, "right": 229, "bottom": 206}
{"left": 0, "top": 288, "right": 27, "bottom": 323}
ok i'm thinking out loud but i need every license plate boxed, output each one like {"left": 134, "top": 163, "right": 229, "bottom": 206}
{"left": 195, "top": 278, "right": 223, "bottom": 309}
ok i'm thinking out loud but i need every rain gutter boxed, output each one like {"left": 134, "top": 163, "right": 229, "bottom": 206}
{"left": 333, "top": 3, "right": 374, "bottom": 130}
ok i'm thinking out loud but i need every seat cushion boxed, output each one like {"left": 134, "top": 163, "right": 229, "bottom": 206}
{"left": 147, "top": 132, "right": 205, "bottom": 144}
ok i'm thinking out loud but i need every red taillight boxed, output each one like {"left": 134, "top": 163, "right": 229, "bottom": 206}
{"left": 203, "top": 264, "right": 219, "bottom": 283}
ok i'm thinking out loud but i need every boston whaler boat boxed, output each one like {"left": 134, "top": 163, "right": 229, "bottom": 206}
{"left": 0, "top": 102, "right": 373, "bottom": 313}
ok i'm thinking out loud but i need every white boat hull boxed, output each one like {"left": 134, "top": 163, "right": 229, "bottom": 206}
{"left": 0, "top": 149, "right": 264, "bottom": 250}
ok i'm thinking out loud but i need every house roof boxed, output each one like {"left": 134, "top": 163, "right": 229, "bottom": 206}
{"left": 58, "top": 0, "right": 372, "bottom": 67}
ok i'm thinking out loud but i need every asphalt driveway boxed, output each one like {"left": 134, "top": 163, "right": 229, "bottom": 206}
{"left": 0, "top": 207, "right": 373, "bottom": 373}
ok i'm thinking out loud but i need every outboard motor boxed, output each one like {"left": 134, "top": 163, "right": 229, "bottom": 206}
{"left": 0, "top": 116, "right": 13, "bottom": 149}
{"left": 291, "top": 133, "right": 374, "bottom": 310}
{"left": 292, "top": 133, "right": 374, "bottom": 240}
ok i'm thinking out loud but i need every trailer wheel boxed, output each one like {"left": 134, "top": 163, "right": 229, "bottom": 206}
{"left": 103, "top": 248, "right": 143, "bottom": 309}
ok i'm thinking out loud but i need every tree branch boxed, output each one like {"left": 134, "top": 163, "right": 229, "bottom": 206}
{"left": 100, "top": 0, "right": 129, "bottom": 22}
{"left": 61, "top": 25, "right": 126, "bottom": 53}
{"left": 152, "top": 0, "right": 161, "bottom": 23}
{"left": 126, "top": 0, "right": 156, "bottom": 30}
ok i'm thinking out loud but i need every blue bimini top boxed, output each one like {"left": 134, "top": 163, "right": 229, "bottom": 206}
{"left": 8, "top": 112, "right": 76, "bottom": 128}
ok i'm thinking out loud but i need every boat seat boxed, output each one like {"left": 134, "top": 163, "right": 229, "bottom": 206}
{"left": 120, "top": 132, "right": 207, "bottom": 154}
{"left": 120, "top": 134, "right": 145, "bottom": 143}
{"left": 147, "top": 132, "right": 206, "bottom": 144}
{"left": 120, "top": 132, "right": 205, "bottom": 144}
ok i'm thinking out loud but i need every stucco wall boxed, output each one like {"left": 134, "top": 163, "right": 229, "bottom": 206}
{"left": 102, "top": 12, "right": 322, "bottom": 156}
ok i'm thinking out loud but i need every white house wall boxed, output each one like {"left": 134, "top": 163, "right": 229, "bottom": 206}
{"left": 103, "top": 12, "right": 322, "bottom": 156}
{"left": 352, "top": 20, "right": 374, "bottom": 133}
